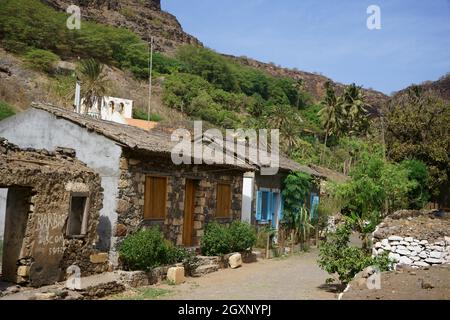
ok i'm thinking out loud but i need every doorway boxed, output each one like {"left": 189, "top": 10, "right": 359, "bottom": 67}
{"left": 183, "top": 179, "right": 196, "bottom": 246}
{"left": 1, "top": 187, "right": 31, "bottom": 282}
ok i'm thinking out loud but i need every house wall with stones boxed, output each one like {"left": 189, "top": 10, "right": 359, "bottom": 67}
{"left": 0, "top": 109, "right": 123, "bottom": 259}
{"left": 0, "top": 139, "right": 107, "bottom": 287}
{"left": 114, "top": 151, "right": 243, "bottom": 246}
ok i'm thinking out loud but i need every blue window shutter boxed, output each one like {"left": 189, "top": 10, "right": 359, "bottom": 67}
{"left": 256, "top": 191, "right": 262, "bottom": 221}
{"left": 279, "top": 194, "right": 284, "bottom": 221}
{"left": 267, "top": 192, "right": 273, "bottom": 222}
{"left": 310, "top": 193, "right": 319, "bottom": 220}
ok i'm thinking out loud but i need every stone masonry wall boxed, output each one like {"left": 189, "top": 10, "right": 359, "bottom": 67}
{"left": 0, "top": 139, "right": 106, "bottom": 286}
{"left": 372, "top": 210, "right": 450, "bottom": 268}
{"left": 115, "top": 151, "right": 243, "bottom": 246}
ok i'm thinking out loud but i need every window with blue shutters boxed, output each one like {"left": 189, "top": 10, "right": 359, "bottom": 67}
{"left": 255, "top": 190, "right": 274, "bottom": 222}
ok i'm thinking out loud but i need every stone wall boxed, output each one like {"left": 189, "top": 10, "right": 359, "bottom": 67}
{"left": 373, "top": 236, "right": 450, "bottom": 267}
{"left": 115, "top": 151, "right": 243, "bottom": 246}
{"left": 0, "top": 139, "right": 106, "bottom": 286}
{"left": 372, "top": 210, "right": 450, "bottom": 268}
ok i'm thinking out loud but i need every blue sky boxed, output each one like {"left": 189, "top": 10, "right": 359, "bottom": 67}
{"left": 163, "top": 0, "right": 450, "bottom": 95}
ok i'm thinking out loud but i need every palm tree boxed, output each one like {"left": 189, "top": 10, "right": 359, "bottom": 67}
{"left": 318, "top": 81, "right": 340, "bottom": 163}
{"left": 293, "top": 78, "right": 304, "bottom": 109}
{"left": 267, "top": 104, "right": 302, "bottom": 153}
{"left": 340, "top": 84, "right": 370, "bottom": 136}
{"left": 77, "top": 59, "right": 109, "bottom": 114}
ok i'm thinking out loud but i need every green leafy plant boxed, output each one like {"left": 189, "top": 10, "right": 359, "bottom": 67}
{"left": 0, "top": 101, "right": 16, "bottom": 121}
{"left": 23, "top": 48, "right": 59, "bottom": 73}
{"left": 228, "top": 221, "right": 257, "bottom": 252}
{"left": 281, "top": 171, "right": 314, "bottom": 251}
{"left": 200, "top": 222, "right": 232, "bottom": 256}
{"left": 200, "top": 221, "right": 256, "bottom": 256}
{"left": 318, "top": 222, "right": 393, "bottom": 285}
{"left": 132, "top": 108, "right": 163, "bottom": 122}
{"left": 118, "top": 228, "right": 186, "bottom": 271}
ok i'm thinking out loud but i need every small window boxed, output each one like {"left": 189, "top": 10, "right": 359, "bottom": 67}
{"left": 67, "top": 194, "right": 89, "bottom": 237}
{"left": 216, "top": 183, "right": 232, "bottom": 218}
{"left": 144, "top": 176, "right": 167, "bottom": 220}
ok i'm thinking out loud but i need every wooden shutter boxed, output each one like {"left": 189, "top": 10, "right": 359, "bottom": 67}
{"left": 216, "top": 183, "right": 232, "bottom": 217}
{"left": 144, "top": 176, "right": 167, "bottom": 219}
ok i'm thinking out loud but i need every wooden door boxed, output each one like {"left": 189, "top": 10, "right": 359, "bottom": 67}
{"left": 183, "top": 179, "right": 196, "bottom": 246}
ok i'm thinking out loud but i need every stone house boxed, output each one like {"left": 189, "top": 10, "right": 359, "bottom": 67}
{"left": 0, "top": 103, "right": 251, "bottom": 265}
{"left": 0, "top": 138, "right": 105, "bottom": 287}
{"left": 200, "top": 134, "right": 324, "bottom": 231}
{"left": 242, "top": 155, "right": 323, "bottom": 230}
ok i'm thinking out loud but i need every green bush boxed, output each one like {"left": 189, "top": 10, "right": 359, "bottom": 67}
{"left": 400, "top": 159, "right": 430, "bottom": 209}
{"left": 118, "top": 228, "right": 186, "bottom": 271}
{"left": 201, "top": 221, "right": 256, "bottom": 256}
{"left": 228, "top": 221, "right": 257, "bottom": 252}
{"left": 132, "top": 108, "right": 162, "bottom": 122}
{"left": 0, "top": 101, "right": 16, "bottom": 121}
{"left": 318, "top": 222, "right": 393, "bottom": 285}
{"left": 23, "top": 49, "right": 59, "bottom": 73}
{"left": 200, "top": 223, "right": 232, "bottom": 256}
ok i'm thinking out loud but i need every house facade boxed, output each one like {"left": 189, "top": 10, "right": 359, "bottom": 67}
{"left": 244, "top": 157, "right": 322, "bottom": 230}
{"left": 0, "top": 103, "right": 250, "bottom": 267}
{"left": 0, "top": 139, "right": 105, "bottom": 287}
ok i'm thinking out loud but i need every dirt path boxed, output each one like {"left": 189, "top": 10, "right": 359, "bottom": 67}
{"left": 152, "top": 249, "right": 337, "bottom": 300}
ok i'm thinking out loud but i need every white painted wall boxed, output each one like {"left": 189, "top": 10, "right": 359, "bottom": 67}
{"left": 0, "top": 188, "right": 6, "bottom": 239}
{"left": 242, "top": 175, "right": 254, "bottom": 223}
{"left": 0, "top": 109, "right": 123, "bottom": 264}
{"left": 80, "top": 96, "right": 133, "bottom": 124}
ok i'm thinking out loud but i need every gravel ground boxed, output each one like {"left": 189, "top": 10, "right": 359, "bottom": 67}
{"left": 343, "top": 265, "right": 450, "bottom": 300}
{"left": 137, "top": 249, "right": 338, "bottom": 300}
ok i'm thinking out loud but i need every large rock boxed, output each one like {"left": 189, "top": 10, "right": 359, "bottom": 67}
{"left": 167, "top": 267, "right": 185, "bottom": 285}
{"left": 388, "top": 252, "right": 401, "bottom": 262}
{"left": 89, "top": 253, "right": 108, "bottom": 264}
{"left": 413, "top": 261, "right": 430, "bottom": 267}
{"left": 425, "top": 258, "right": 442, "bottom": 264}
{"left": 228, "top": 253, "right": 243, "bottom": 269}
{"left": 193, "top": 264, "right": 219, "bottom": 276}
{"left": 398, "top": 256, "right": 413, "bottom": 265}
{"left": 396, "top": 249, "right": 411, "bottom": 256}
{"left": 429, "top": 251, "right": 442, "bottom": 259}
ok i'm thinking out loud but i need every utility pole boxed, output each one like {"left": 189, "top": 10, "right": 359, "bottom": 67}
{"left": 147, "top": 35, "right": 154, "bottom": 126}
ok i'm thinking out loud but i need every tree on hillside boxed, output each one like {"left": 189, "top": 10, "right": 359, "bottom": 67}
{"left": 267, "top": 104, "right": 302, "bottom": 153}
{"left": 339, "top": 84, "right": 370, "bottom": 136}
{"left": 77, "top": 58, "right": 109, "bottom": 114}
{"left": 318, "top": 81, "right": 340, "bottom": 163}
{"left": 385, "top": 87, "right": 450, "bottom": 207}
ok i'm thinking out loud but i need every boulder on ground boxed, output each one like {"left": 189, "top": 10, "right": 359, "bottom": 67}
{"left": 229, "top": 253, "right": 243, "bottom": 269}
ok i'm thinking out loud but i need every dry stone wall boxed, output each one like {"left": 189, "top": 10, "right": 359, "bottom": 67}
{"left": 372, "top": 210, "right": 450, "bottom": 268}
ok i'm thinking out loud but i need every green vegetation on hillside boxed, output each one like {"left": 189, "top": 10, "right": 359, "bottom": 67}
{"left": 0, "top": 101, "right": 15, "bottom": 121}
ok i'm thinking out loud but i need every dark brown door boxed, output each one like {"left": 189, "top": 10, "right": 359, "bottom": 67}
{"left": 183, "top": 179, "right": 196, "bottom": 246}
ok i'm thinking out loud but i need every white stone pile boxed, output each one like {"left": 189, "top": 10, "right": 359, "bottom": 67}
{"left": 372, "top": 235, "right": 450, "bottom": 268}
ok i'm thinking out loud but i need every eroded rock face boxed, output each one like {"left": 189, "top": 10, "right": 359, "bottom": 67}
{"left": 41, "top": 0, "right": 201, "bottom": 55}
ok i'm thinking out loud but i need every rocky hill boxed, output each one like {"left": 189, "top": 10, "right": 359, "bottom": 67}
{"left": 42, "top": 0, "right": 202, "bottom": 54}
{"left": 226, "top": 55, "right": 390, "bottom": 108}
{"left": 393, "top": 73, "right": 450, "bottom": 101}
{"left": 40, "top": 0, "right": 388, "bottom": 107}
